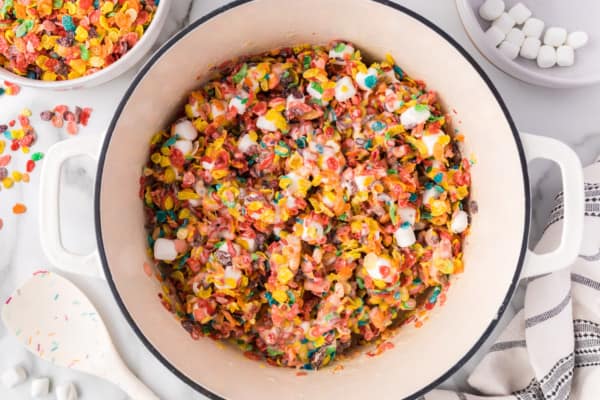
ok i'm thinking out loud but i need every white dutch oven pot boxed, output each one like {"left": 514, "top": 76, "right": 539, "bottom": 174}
{"left": 39, "top": 0, "right": 585, "bottom": 398}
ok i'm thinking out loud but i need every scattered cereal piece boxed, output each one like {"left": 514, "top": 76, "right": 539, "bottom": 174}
{"left": 2, "top": 81, "right": 20, "bottom": 96}
{"left": 66, "top": 121, "right": 79, "bottom": 135}
{"left": 12, "top": 203, "right": 27, "bottom": 214}
{"left": 2, "top": 177, "right": 14, "bottom": 188}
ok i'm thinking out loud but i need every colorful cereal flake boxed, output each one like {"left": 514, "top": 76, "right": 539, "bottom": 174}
{"left": 40, "top": 105, "right": 93, "bottom": 135}
{"left": 12, "top": 203, "right": 26, "bottom": 214}
{"left": 0, "top": 81, "right": 20, "bottom": 96}
{"left": 0, "top": 108, "right": 45, "bottom": 229}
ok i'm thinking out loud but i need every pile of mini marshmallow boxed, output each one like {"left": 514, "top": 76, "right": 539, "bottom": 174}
{"left": 1, "top": 365, "right": 78, "bottom": 400}
{"left": 480, "top": 0, "right": 589, "bottom": 68}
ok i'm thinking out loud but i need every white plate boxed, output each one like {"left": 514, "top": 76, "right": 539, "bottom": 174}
{"left": 456, "top": 0, "right": 600, "bottom": 88}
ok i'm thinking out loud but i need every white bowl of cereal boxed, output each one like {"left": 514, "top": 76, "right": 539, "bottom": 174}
{"left": 0, "top": 0, "right": 171, "bottom": 90}
{"left": 39, "top": 0, "right": 584, "bottom": 398}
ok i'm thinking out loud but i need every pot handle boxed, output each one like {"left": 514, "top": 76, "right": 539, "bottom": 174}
{"left": 39, "top": 136, "right": 105, "bottom": 279}
{"left": 520, "top": 133, "right": 584, "bottom": 279}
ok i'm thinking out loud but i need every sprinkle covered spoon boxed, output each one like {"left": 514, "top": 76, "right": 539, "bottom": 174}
{"left": 1, "top": 271, "right": 159, "bottom": 400}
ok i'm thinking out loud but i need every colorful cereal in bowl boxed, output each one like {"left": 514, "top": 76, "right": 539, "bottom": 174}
{"left": 0, "top": 0, "right": 169, "bottom": 89}
{"left": 140, "top": 41, "right": 471, "bottom": 369}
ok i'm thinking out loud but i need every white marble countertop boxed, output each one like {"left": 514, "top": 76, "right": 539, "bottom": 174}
{"left": 1, "top": 0, "right": 599, "bottom": 399}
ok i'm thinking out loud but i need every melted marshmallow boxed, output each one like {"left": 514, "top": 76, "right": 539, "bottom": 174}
{"left": 335, "top": 76, "right": 357, "bottom": 102}
{"left": 401, "top": 105, "right": 431, "bottom": 129}
{"left": 451, "top": 210, "right": 469, "bottom": 233}
{"left": 355, "top": 67, "right": 378, "bottom": 90}
{"left": 394, "top": 226, "right": 416, "bottom": 248}
{"left": 173, "top": 139, "right": 193, "bottom": 155}
{"left": 256, "top": 115, "right": 277, "bottom": 132}
{"left": 173, "top": 119, "right": 198, "bottom": 140}
{"left": 237, "top": 133, "right": 257, "bottom": 153}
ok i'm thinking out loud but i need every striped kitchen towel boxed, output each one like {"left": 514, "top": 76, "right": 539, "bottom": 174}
{"left": 427, "top": 160, "right": 600, "bottom": 400}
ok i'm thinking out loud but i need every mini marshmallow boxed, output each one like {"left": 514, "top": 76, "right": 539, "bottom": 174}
{"left": 492, "top": 13, "right": 516, "bottom": 35}
{"left": 56, "top": 383, "right": 78, "bottom": 400}
{"left": 173, "top": 139, "right": 193, "bottom": 155}
{"left": 520, "top": 37, "right": 541, "bottom": 60}
{"left": 1, "top": 366, "right": 27, "bottom": 388}
{"left": 422, "top": 131, "right": 444, "bottom": 157}
{"left": 522, "top": 18, "right": 545, "bottom": 39}
{"left": 335, "top": 76, "right": 357, "bottom": 102}
{"left": 237, "top": 133, "right": 257, "bottom": 153}
{"left": 355, "top": 67, "right": 378, "bottom": 91}
{"left": 256, "top": 115, "right": 277, "bottom": 132}
{"left": 397, "top": 207, "right": 417, "bottom": 225}
{"left": 557, "top": 45, "right": 575, "bottom": 67}
{"left": 537, "top": 45, "right": 557, "bottom": 69}
{"left": 544, "top": 27, "right": 568, "bottom": 47}
{"left": 229, "top": 95, "right": 248, "bottom": 115}
{"left": 499, "top": 41, "right": 520, "bottom": 60}
{"left": 400, "top": 105, "right": 430, "bottom": 129}
{"left": 31, "top": 377, "right": 50, "bottom": 398}
{"left": 485, "top": 26, "right": 506, "bottom": 47}
{"left": 328, "top": 43, "right": 354, "bottom": 60}
{"left": 507, "top": 3, "right": 532, "bottom": 24}
{"left": 172, "top": 119, "right": 198, "bottom": 141}
{"left": 451, "top": 211, "right": 469, "bottom": 233}
{"left": 567, "top": 31, "right": 589, "bottom": 49}
{"left": 478, "top": 0, "right": 505, "bottom": 21}
{"left": 364, "top": 254, "right": 396, "bottom": 282}
{"left": 505, "top": 28, "right": 525, "bottom": 47}
{"left": 153, "top": 238, "right": 178, "bottom": 261}
{"left": 394, "top": 226, "right": 416, "bottom": 248}
{"left": 422, "top": 187, "right": 440, "bottom": 205}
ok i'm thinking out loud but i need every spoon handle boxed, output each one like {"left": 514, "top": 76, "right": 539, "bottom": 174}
{"left": 105, "top": 351, "right": 160, "bottom": 400}
{"left": 117, "top": 367, "right": 160, "bottom": 400}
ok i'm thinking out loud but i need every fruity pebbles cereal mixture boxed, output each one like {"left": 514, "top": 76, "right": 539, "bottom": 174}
{"left": 141, "top": 42, "right": 472, "bottom": 369}
{"left": 0, "top": 0, "right": 158, "bottom": 80}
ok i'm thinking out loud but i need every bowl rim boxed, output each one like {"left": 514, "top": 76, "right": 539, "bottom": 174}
{"left": 455, "top": 0, "right": 600, "bottom": 89}
{"left": 94, "top": 1, "right": 531, "bottom": 398}
{"left": 0, "top": 0, "right": 171, "bottom": 89}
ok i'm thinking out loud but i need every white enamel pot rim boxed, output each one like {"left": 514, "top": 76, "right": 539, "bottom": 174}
{"left": 39, "top": 1, "right": 585, "bottom": 399}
